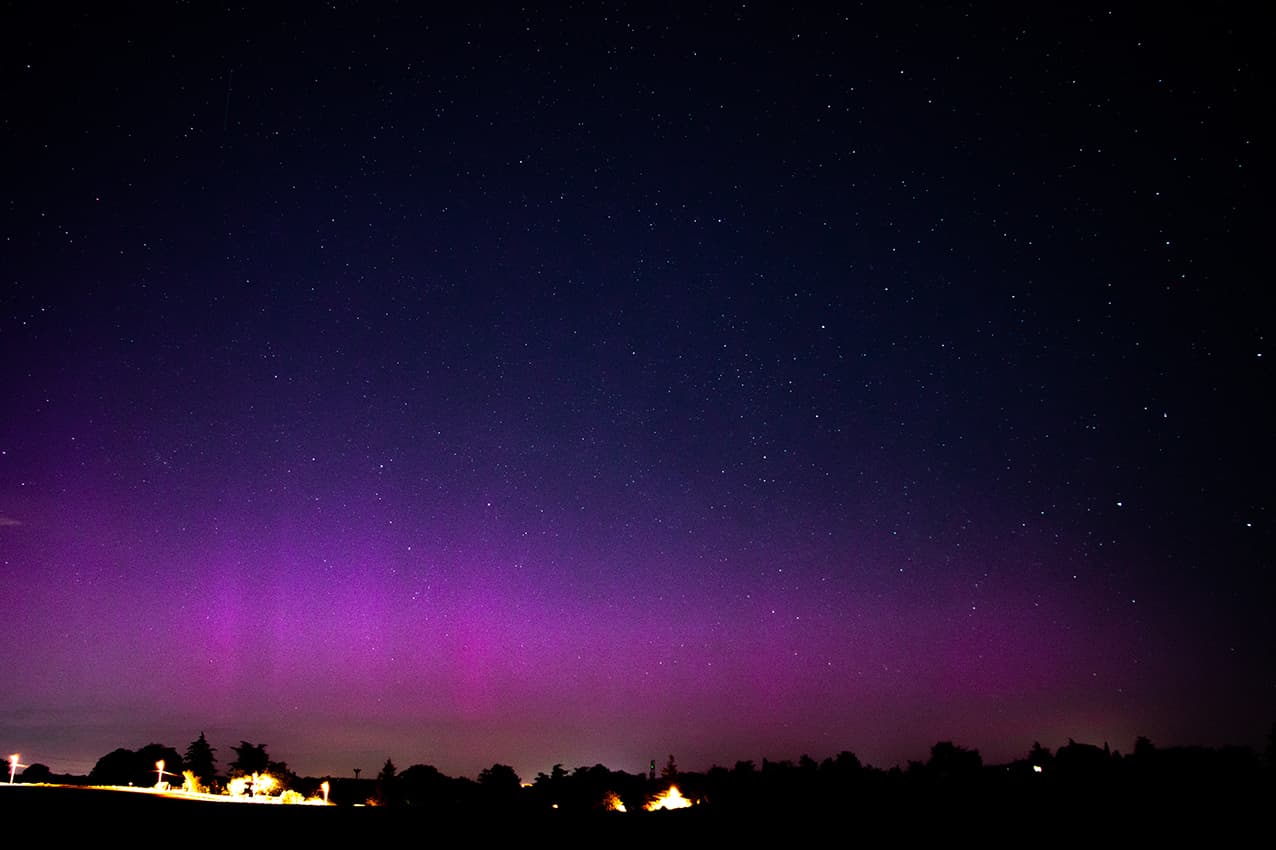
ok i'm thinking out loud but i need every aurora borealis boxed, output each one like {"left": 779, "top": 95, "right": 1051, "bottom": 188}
{"left": 1, "top": 3, "right": 1269, "bottom": 781}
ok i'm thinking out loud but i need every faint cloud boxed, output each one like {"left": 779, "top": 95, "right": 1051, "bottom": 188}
{"left": 0, "top": 516, "right": 22, "bottom": 526}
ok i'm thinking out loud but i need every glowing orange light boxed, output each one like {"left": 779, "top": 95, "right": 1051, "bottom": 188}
{"left": 602, "top": 791, "right": 627, "bottom": 812}
{"left": 320, "top": 780, "right": 330, "bottom": 804}
{"left": 227, "top": 772, "right": 278, "bottom": 798}
{"left": 644, "top": 785, "right": 692, "bottom": 811}
{"left": 253, "top": 773, "right": 278, "bottom": 795}
{"left": 181, "top": 770, "right": 205, "bottom": 794}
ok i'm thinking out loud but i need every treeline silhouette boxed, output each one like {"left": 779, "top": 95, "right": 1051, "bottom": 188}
{"left": 18, "top": 727, "right": 1275, "bottom": 818}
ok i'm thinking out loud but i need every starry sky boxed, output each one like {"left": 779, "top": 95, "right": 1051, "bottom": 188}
{"left": 2, "top": 3, "right": 1270, "bottom": 781}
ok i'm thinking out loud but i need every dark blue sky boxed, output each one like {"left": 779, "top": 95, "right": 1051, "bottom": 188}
{"left": 1, "top": 3, "right": 1269, "bottom": 780}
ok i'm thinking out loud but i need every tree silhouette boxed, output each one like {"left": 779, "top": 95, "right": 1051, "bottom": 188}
{"left": 479, "top": 763, "right": 520, "bottom": 790}
{"left": 60, "top": 732, "right": 1273, "bottom": 817}
{"left": 266, "top": 756, "right": 298, "bottom": 789}
{"left": 1028, "top": 741, "right": 1053, "bottom": 770}
{"left": 530, "top": 763, "right": 570, "bottom": 809}
{"left": 89, "top": 748, "right": 136, "bottom": 785}
{"left": 833, "top": 750, "right": 862, "bottom": 773}
{"left": 927, "top": 741, "right": 982, "bottom": 781}
{"left": 183, "top": 732, "right": 217, "bottom": 784}
{"left": 397, "top": 763, "right": 471, "bottom": 810}
{"left": 137, "top": 743, "right": 183, "bottom": 786}
{"left": 661, "top": 754, "right": 678, "bottom": 780}
{"left": 478, "top": 763, "right": 521, "bottom": 809}
{"left": 89, "top": 744, "right": 182, "bottom": 786}
{"left": 1054, "top": 738, "right": 1111, "bottom": 778}
{"left": 376, "top": 758, "right": 398, "bottom": 806}
{"left": 229, "top": 741, "right": 269, "bottom": 776}
{"left": 20, "top": 763, "right": 51, "bottom": 783}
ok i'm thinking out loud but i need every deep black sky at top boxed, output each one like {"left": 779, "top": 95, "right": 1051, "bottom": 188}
{"left": 1, "top": 3, "right": 1271, "bottom": 779}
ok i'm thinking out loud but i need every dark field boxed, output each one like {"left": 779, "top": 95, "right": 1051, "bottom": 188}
{"left": 0, "top": 782, "right": 1263, "bottom": 844}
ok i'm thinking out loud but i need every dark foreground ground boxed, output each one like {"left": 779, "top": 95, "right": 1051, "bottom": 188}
{"left": 0, "top": 783, "right": 1265, "bottom": 845}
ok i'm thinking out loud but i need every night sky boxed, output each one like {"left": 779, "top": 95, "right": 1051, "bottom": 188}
{"left": 2, "top": 3, "right": 1270, "bottom": 781}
